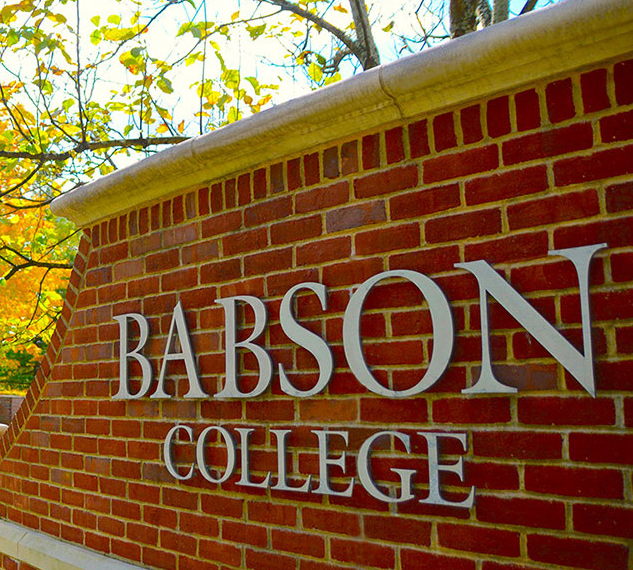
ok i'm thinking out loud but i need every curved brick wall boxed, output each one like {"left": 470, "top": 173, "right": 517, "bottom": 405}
{"left": 0, "top": 29, "right": 632, "bottom": 570}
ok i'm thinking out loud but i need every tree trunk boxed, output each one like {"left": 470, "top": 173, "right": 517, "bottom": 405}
{"left": 348, "top": 0, "right": 380, "bottom": 69}
{"left": 493, "top": 0, "right": 509, "bottom": 24}
{"left": 450, "top": 0, "right": 478, "bottom": 38}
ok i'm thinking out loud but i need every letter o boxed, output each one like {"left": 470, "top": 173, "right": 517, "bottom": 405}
{"left": 196, "top": 426, "right": 236, "bottom": 484}
{"left": 343, "top": 270, "right": 453, "bottom": 397}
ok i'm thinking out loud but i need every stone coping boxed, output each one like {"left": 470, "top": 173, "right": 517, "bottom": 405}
{"left": 0, "top": 520, "right": 146, "bottom": 570}
{"left": 50, "top": 0, "right": 633, "bottom": 227}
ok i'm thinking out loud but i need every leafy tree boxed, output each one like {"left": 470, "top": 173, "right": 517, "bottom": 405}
{"left": 0, "top": 0, "right": 557, "bottom": 388}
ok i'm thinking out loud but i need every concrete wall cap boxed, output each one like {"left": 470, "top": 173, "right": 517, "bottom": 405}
{"left": 50, "top": 0, "right": 633, "bottom": 226}
{"left": 0, "top": 519, "right": 147, "bottom": 570}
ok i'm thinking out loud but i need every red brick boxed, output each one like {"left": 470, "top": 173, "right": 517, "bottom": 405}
{"left": 272, "top": 529, "right": 325, "bottom": 557}
{"left": 245, "top": 196, "right": 291, "bottom": 227}
{"left": 146, "top": 249, "right": 179, "bottom": 273}
{"left": 161, "top": 267, "right": 197, "bottom": 291}
{"left": 554, "top": 143, "right": 633, "bottom": 186}
{"left": 464, "top": 231, "right": 548, "bottom": 264}
{"left": 303, "top": 507, "right": 360, "bottom": 536}
{"left": 297, "top": 236, "right": 351, "bottom": 265}
{"left": 473, "top": 430, "right": 562, "bottom": 460}
{"left": 237, "top": 173, "right": 251, "bottom": 206}
{"left": 354, "top": 165, "right": 418, "bottom": 199}
{"left": 614, "top": 59, "right": 633, "bottom": 105}
{"left": 606, "top": 181, "right": 633, "bottom": 212}
{"left": 326, "top": 201, "right": 386, "bottom": 232}
{"left": 296, "top": 180, "right": 349, "bottom": 214}
{"left": 601, "top": 108, "right": 633, "bottom": 142}
{"left": 514, "top": 88, "right": 541, "bottom": 131}
{"left": 424, "top": 144, "right": 498, "bottom": 183}
{"left": 248, "top": 501, "right": 296, "bottom": 526}
{"left": 425, "top": 207, "right": 501, "bottom": 243}
{"left": 460, "top": 105, "right": 483, "bottom": 144}
{"left": 304, "top": 152, "right": 320, "bottom": 186}
{"left": 364, "top": 515, "right": 431, "bottom": 545}
{"left": 287, "top": 156, "right": 303, "bottom": 190}
{"left": 223, "top": 520, "right": 266, "bottom": 547}
{"left": 198, "top": 539, "right": 241, "bottom": 567}
{"left": 356, "top": 223, "right": 420, "bottom": 255}
{"left": 466, "top": 164, "right": 548, "bottom": 206}
{"left": 546, "top": 78, "right": 575, "bottom": 123}
{"left": 391, "top": 183, "right": 460, "bottom": 219}
{"left": 360, "top": 398, "right": 428, "bottom": 424}
{"left": 300, "top": 399, "right": 357, "bottom": 422}
{"left": 518, "top": 396, "right": 615, "bottom": 426}
{"left": 581, "top": 68, "right": 610, "bottom": 113}
{"left": 487, "top": 96, "right": 511, "bottom": 138}
{"left": 504, "top": 122, "right": 593, "bottom": 165}
{"left": 362, "top": 133, "right": 380, "bottom": 169}
{"left": 200, "top": 494, "right": 243, "bottom": 518}
{"left": 433, "top": 112, "right": 457, "bottom": 152}
{"left": 408, "top": 119, "right": 430, "bottom": 158}
{"left": 433, "top": 397, "right": 511, "bottom": 424}
{"left": 385, "top": 127, "right": 404, "bottom": 164}
{"left": 271, "top": 215, "right": 322, "bottom": 244}
{"left": 323, "top": 257, "right": 384, "bottom": 286}
{"left": 570, "top": 432, "right": 633, "bottom": 465}
{"left": 508, "top": 188, "right": 599, "bottom": 230}
{"left": 528, "top": 534, "right": 628, "bottom": 570}
{"left": 244, "top": 247, "right": 292, "bottom": 275}
{"left": 477, "top": 496, "right": 565, "bottom": 529}
{"left": 323, "top": 147, "right": 340, "bottom": 179}
{"left": 270, "top": 162, "right": 284, "bottom": 192}
{"left": 253, "top": 168, "right": 267, "bottom": 198}
{"left": 341, "top": 140, "right": 358, "bottom": 175}
{"left": 573, "top": 504, "right": 633, "bottom": 539}
{"left": 401, "top": 550, "right": 476, "bottom": 570}
{"left": 201, "top": 211, "right": 242, "bottom": 238}
{"left": 438, "top": 523, "right": 520, "bottom": 557}
{"left": 331, "top": 537, "right": 395, "bottom": 569}
{"left": 553, "top": 215, "right": 632, "bottom": 249}
{"left": 222, "top": 227, "right": 267, "bottom": 256}
{"left": 245, "top": 548, "right": 296, "bottom": 570}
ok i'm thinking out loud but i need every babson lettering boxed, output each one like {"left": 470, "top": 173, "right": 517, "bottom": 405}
{"left": 115, "top": 243, "right": 606, "bottom": 399}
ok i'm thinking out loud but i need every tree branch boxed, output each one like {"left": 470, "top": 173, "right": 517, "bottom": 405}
{"left": 260, "top": 0, "right": 361, "bottom": 58}
{"left": 520, "top": 0, "right": 539, "bottom": 14}
{"left": 0, "top": 135, "right": 191, "bottom": 162}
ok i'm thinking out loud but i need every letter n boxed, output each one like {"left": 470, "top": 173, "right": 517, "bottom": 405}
{"left": 455, "top": 243, "right": 606, "bottom": 397}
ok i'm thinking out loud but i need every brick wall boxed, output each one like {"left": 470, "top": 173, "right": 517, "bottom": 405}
{"left": 0, "top": 51, "right": 631, "bottom": 570}
{"left": 0, "top": 397, "right": 23, "bottom": 425}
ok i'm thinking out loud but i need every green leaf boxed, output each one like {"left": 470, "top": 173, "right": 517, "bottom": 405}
{"left": 307, "top": 62, "right": 323, "bottom": 83}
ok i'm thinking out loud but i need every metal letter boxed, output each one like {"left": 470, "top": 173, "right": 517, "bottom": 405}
{"left": 455, "top": 243, "right": 606, "bottom": 396}
{"left": 163, "top": 424, "right": 195, "bottom": 481}
{"left": 279, "top": 282, "right": 333, "bottom": 397}
{"left": 196, "top": 426, "right": 236, "bottom": 484}
{"left": 215, "top": 296, "right": 272, "bottom": 398}
{"left": 271, "top": 429, "right": 311, "bottom": 492}
{"left": 358, "top": 431, "right": 415, "bottom": 503}
{"left": 152, "top": 301, "right": 206, "bottom": 399}
{"left": 235, "top": 428, "right": 272, "bottom": 489}
{"left": 312, "top": 430, "right": 354, "bottom": 497}
{"left": 418, "top": 431, "right": 474, "bottom": 508}
{"left": 343, "top": 270, "right": 453, "bottom": 397}
{"left": 113, "top": 313, "right": 153, "bottom": 399}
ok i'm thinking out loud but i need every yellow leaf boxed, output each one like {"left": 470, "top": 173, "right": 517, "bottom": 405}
{"left": 157, "top": 123, "right": 169, "bottom": 133}
{"left": 177, "top": 120, "right": 185, "bottom": 134}
{"left": 333, "top": 4, "right": 348, "bottom": 13}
